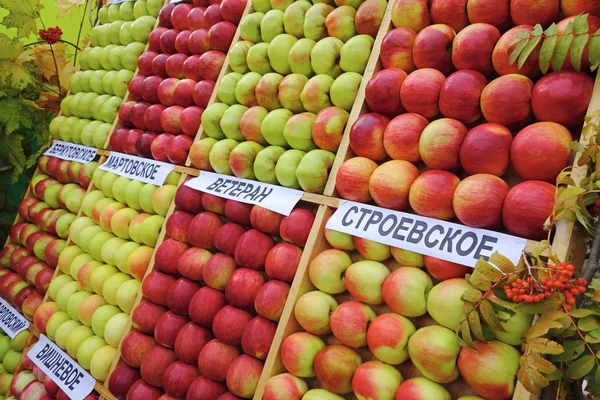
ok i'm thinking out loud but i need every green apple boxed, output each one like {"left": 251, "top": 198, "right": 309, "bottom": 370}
{"left": 60, "top": 95, "right": 73, "bottom": 116}
{"left": 116, "top": 279, "right": 141, "bottom": 314}
{"left": 78, "top": 226, "right": 104, "bottom": 253}
{"left": 133, "top": 0, "right": 149, "bottom": 18}
{"left": 229, "top": 41, "right": 252, "bottom": 73}
{"left": 113, "top": 69, "right": 134, "bottom": 97}
{"left": 66, "top": 325, "right": 94, "bottom": 359}
{"left": 107, "top": 4, "right": 121, "bottom": 23}
{"left": 69, "top": 216, "right": 96, "bottom": 245}
{"left": 147, "top": 0, "right": 163, "bottom": 17}
{"left": 330, "top": 72, "right": 362, "bottom": 111}
{"left": 261, "top": 10, "right": 284, "bottom": 42}
{"left": 254, "top": 145, "right": 286, "bottom": 184}
{"left": 164, "top": 171, "right": 181, "bottom": 185}
{"left": 218, "top": 72, "right": 242, "bottom": 105}
{"left": 80, "top": 120, "right": 103, "bottom": 147}
{"left": 121, "top": 42, "right": 146, "bottom": 71}
{"left": 229, "top": 141, "right": 265, "bottom": 179}
{"left": 311, "top": 36, "right": 344, "bottom": 77}
{"left": 90, "top": 94, "right": 111, "bottom": 120}
{"left": 325, "top": 5, "right": 356, "bottom": 42}
{"left": 303, "top": 389, "right": 344, "bottom": 400}
{"left": 221, "top": 104, "right": 249, "bottom": 140}
{"left": 139, "top": 183, "right": 157, "bottom": 214}
{"left": 90, "top": 345, "right": 116, "bottom": 381}
{"left": 87, "top": 46, "right": 104, "bottom": 70}
{"left": 124, "top": 179, "right": 144, "bottom": 210}
{"left": 46, "top": 312, "right": 71, "bottom": 341}
{"left": 240, "top": 12, "right": 265, "bottom": 42}
{"left": 108, "top": 45, "right": 125, "bottom": 70}
{"left": 300, "top": 74, "right": 334, "bottom": 113}
{"left": 209, "top": 138, "right": 239, "bottom": 175}
{"left": 271, "top": 0, "right": 294, "bottom": 10}
{"left": 100, "top": 95, "right": 123, "bottom": 123}
{"left": 131, "top": 16, "right": 156, "bottom": 43}
{"left": 79, "top": 70, "right": 94, "bottom": 92}
{"left": 111, "top": 176, "right": 131, "bottom": 204}
{"left": 98, "top": 25, "right": 113, "bottom": 47}
{"left": 151, "top": 184, "right": 176, "bottom": 216}
{"left": 119, "top": 21, "right": 135, "bottom": 45}
{"left": 114, "top": 241, "right": 141, "bottom": 273}
{"left": 268, "top": 34, "right": 298, "bottom": 74}
{"left": 67, "top": 291, "right": 92, "bottom": 321}
{"left": 247, "top": 42, "right": 273, "bottom": 74}
{"left": 304, "top": 3, "right": 334, "bottom": 40}
{"left": 289, "top": 38, "right": 316, "bottom": 77}
{"left": 92, "top": 123, "right": 113, "bottom": 148}
{"left": 262, "top": 108, "right": 292, "bottom": 146}
{"left": 10, "top": 330, "right": 29, "bottom": 351}
{"left": 49, "top": 116, "right": 66, "bottom": 137}
{"left": 235, "top": 72, "right": 262, "bottom": 106}
{"left": 104, "top": 313, "right": 128, "bottom": 346}
{"left": 57, "top": 281, "right": 84, "bottom": 314}
{"left": 90, "top": 264, "right": 119, "bottom": 295}
{"left": 89, "top": 232, "right": 116, "bottom": 262}
{"left": 58, "top": 116, "right": 78, "bottom": 142}
{"left": 140, "top": 214, "right": 165, "bottom": 247}
{"left": 109, "top": 21, "right": 124, "bottom": 44}
{"left": 98, "top": 6, "right": 109, "bottom": 24}
{"left": 57, "top": 245, "right": 84, "bottom": 276}
{"left": 71, "top": 118, "right": 92, "bottom": 144}
{"left": 69, "top": 71, "right": 84, "bottom": 93}
{"left": 2, "top": 350, "right": 21, "bottom": 373}
{"left": 284, "top": 0, "right": 311, "bottom": 37}
{"left": 82, "top": 190, "right": 107, "bottom": 218}
{"left": 340, "top": 34, "right": 373, "bottom": 73}
{"left": 0, "top": 335, "right": 10, "bottom": 360}
{"left": 253, "top": 0, "right": 271, "bottom": 12}
{"left": 55, "top": 319, "right": 83, "bottom": 350}
{"left": 408, "top": 325, "right": 460, "bottom": 383}
{"left": 76, "top": 92, "right": 99, "bottom": 119}
{"left": 101, "top": 237, "right": 127, "bottom": 267}
{"left": 91, "top": 304, "right": 121, "bottom": 337}
{"left": 56, "top": 213, "right": 77, "bottom": 239}
{"left": 283, "top": 112, "right": 317, "bottom": 151}
{"left": 119, "top": 1, "right": 135, "bottom": 21}
{"left": 129, "top": 213, "right": 150, "bottom": 244}
{"left": 78, "top": 47, "right": 91, "bottom": 70}
{"left": 202, "top": 103, "right": 230, "bottom": 139}
{"left": 77, "top": 336, "right": 107, "bottom": 370}
{"left": 427, "top": 278, "right": 474, "bottom": 330}
{"left": 89, "top": 70, "right": 107, "bottom": 95}
{"left": 296, "top": 149, "right": 335, "bottom": 193}
{"left": 90, "top": 26, "right": 102, "bottom": 47}
{"left": 69, "top": 92, "right": 86, "bottom": 117}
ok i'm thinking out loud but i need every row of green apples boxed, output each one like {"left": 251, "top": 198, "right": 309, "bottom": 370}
{"left": 0, "top": 329, "right": 31, "bottom": 399}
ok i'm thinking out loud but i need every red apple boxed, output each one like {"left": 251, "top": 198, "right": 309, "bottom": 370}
{"left": 171, "top": 3, "right": 193, "bottom": 30}
{"left": 181, "top": 106, "right": 203, "bottom": 136}
{"left": 175, "top": 179, "right": 204, "bottom": 213}
{"left": 202, "top": 253, "right": 237, "bottom": 291}
{"left": 208, "top": 21, "right": 237, "bottom": 52}
{"left": 167, "top": 278, "right": 201, "bottom": 314}
{"left": 460, "top": 123, "right": 512, "bottom": 176}
{"left": 189, "top": 30, "right": 210, "bottom": 56}
{"left": 141, "top": 76, "right": 163, "bottom": 104}
{"left": 166, "top": 210, "right": 194, "bottom": 242}
{"left": 158, "top": 77, "right": 180, "bottom": 107}
{"left": 453, "top": 174, "right": 509, "bottom": 228}
{"left": 160, "top": 29, "right": 180, "bottom": 54}
{"left": 503, "top": 180, "right": 555, "bottom": 240}
{"left": 129, "top": 102, "right": 150, "bottom": 130}
{"left": 127, "top": 379, "right": 164, "bottom": 400}
{"left": 400, "top": 68, "right": 445, "bottom": 119}
{"left": 561, "top": 0, "right": 600, "bottom": 17}
{"left": 369, "top": 160, "right": 420, "bottom": 210}
{"left": 510, "top": 0, "right": 559, "bottom": 28}
{"left": 241, "top": 316, "right": 277, "bottom": 360}
{"left": 202, "top": 193, "right": 226, "bottom": 214}
{"left": 149, "top": 27, "right": 167, "bottom": 52}
{"left": 412, "top": 24, "right": 456, "bottom": 73}
{"left": 155, "top": 311, "right": 190, "bottom": 349}
{"left": 234, "top": 229, "right": 275, "bottom": 271}
{"left": 166, "top": 53, "right": 188, "bottom": 79}
{"left": 430, "top": 0, "right": 469, "bottom": 31}
{"left": 452, "top": 23, "right": 501, "bottom": 76}
{"left": 188, "top": 7, "right": 206, "bottom": 30}
{"left": 480, "top": 74, "right": 533, "bottom": 130}
{"left": 175, "top": 30, "right": 191, "bottom": 55}
{"left": 198, "top": 339, "right": 240, "bottom": 383}
{"left": 189, "top": 286, "right": 226, "bottom": 328}
{"left": 187, "top": 376, "right": 227, "bottom": 399}
{"left": 142, "top": 270, "right": 177, "bottom": 306}
{"left": 151, "top": 134, "right": 175, "bottom": 162}
{"left": 254, "top": 280, "right": 289, "bottom": 322}
{"left": 121, "top": 330, "right": 156, "bottom": 368}
{"left": 108, "top": 362, "right": 141, "bottom": 399}
{"left": 492, "top": 25, "right": 539, "bottom": 79}
{"left": 419, "top": 118, "right": 467, "bottom": 171}
{"left": 280, "top": 208, "right": 314, "bottom": 247}
{"left": 204, "top": 4, "right": 223, "bottom": 28}
{"left": 167, "top": 134, "right": 193, "bottom": 165}
{"left": 224, "top": 200, "right": 252, "bottom": 226}
{"left": 409, "top": 170, "right": 460, "bottom": 220}
{"left": 467, "top": 0, "right": 511, "bottom": 30}
{"left": 225, "top": 268, "right": 265, "bottom": 311}
{"left": 249, "top": 206, "right": 283, "bottom": 235}
{"left": 212, "top": 305, "right": 252, "bottom": 346}
{"left": 382, "top": 113, "right": 428, "bottom": 163}
{"left": 365, "top": 68, "right": 406, "bottom": 117}
{"left": 424, "top": 256, "right": 470, "bottom": 280}
{"left": 155, "top": 239, "right": 190, "bottom": 276}
{"left": 193, "top": 80, "right": 215, "bottom": 108}
{"left": 138, "top": 51, "right": 157, "bottom": 76}
{"left": 132, "top": 300, "right": 167, "bottom": 335}
{"left": 159, "top": 3, "right": 175, "bottom": 28}
{"left": 439, "top": 70, "right": 487, "bottom": 124}
{"left": 226, "top": 355, "right": 264, "bottom": 399}
{"left": 199, "top": 50, "right": 226, "bottom": 81}
{"left": 214, "top": 222, "right": 246, "bottom": 256}
{"left": 264, "top": 243, "right": 302, "bottom": 283}
{"left": 187, "top": 211, "right": 224, "bottom": 249}
{"left": 349, "top": 113, "right": 390, "bottom": 161}
{"left": 140, "top": 345, "right": 178, "bottom": 388}
{"left": 143, "top": 104, "right": 166, "bottom": 132}
{"left": 162, "top": 361, "right": 199, "bottom": 398}
{"left": 136, "top": 132, "right": 158, "bottom": 158}
{"left": 220, "top": 0, "right": 246, "bottom": 24}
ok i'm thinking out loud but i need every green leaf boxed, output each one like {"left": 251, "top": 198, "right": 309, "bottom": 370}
{"left": 532, "top": 24, "right": 544, "bottom": 37}
{"left": 570, "top": 308, "right": 600, "bottom": 318}
{"left": 460, "top": 319, "right": 474, "bottom": 349}
{"left": 565, "top": 355, "right": 595, "bottom": 379}
{"left": 0, "top": 34, "right": 22, "bottom": 61}
{"left": 550, "top": 339, "right": 585, "bottom": 362}
{"left": 585, "top": 329, "right": 600, "bottom": 344}
{"left": 510, "top": 39, "right": 530, "bottom": 65}
{"left": 589, "top": 35, "right": 600, "bottom": 71}
{"left": 563, "top": 20, "right": 575, "bottom": 35}
{"left": 557, "top": 187, "right": 586, "bottom": 204}
{"left": 517, "top": 30, "right": 530, "bottom": 39}
{"left": 468, "top": 310, "right": 486, "bottom": 342}
{"left": 527, "top": 353, "right": 558, "bottom": 375}
{"left": 519, "top": 37, "right": 542, "bottom": 69}
{"left": 578, "top": 315, "right": 600, "bottom": 331}
{"left": 461, "top": 288, "right": 483, "bottom": 303}
{"left": 553, "top": 34, "right": 574, "bottom": 71}
{"left": 0, "top": 134, "right": 25, "bottom": 181}
{"left": 571, "top": 34, "right": 590, "bottom": 71}
{"left": 480, "top": 300, "right": 505, "bottom": 332}
{"left": 574, "top": 15, "right": 590, "bottom": 34}
{"left": 0, "top": 0, "right": 43, "bottom": 38}
{"left": 570, "top": 141, "right": 586, "bottom": 152}
{"left": 489, "top": 253, "right": 515, "bottom": 274}
{"left": 544, "top": 23, "right": 558, "bottom": 36}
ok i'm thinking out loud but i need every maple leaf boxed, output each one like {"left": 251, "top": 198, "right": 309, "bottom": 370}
{"left": 0, "top": 34, "right": 34, "bottom": 89}
{"left": 55, "top": 0, "right": 86, "bottom": 17}
{"left": 0, "top": 0, "right": 43, "bottom": 38}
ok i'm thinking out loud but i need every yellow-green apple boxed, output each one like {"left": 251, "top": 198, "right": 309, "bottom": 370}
{"left": 175, "top": 322, "right": 213, "bottom": 365}
{"left": 189, "top": 138, "right": 217, "bottom": 171}
{"left": 458, "top": 340, "right": 520, "bottom": 399}
{"left": 330, "top": 301, "right": 376, "bottom": 348}
{"left": 76, "top": 335, "right": 106, "bottom": 371}
{"left": 481, "top": 74, "right": 533, "bottom": 130}
{"left": 367, "top": 313, "right": 415, "bottom": 365}
{"left": 365, "top": 68, "right": 406, "bottom": 116}
{"left": 453, "top": 174, "right": 509, "bottom": 228}
{"left": 167, "top": 277, "right": 201, "bottom": 314}
{"left": 47, "top": 274, "right": 73, "bottom": 301}
{"left": 353, "top": 237, "right": 391, "bottom": 261}
{"left": 459, "top": 123, "right": 512, "bottom": 176}
{"left": 294, "top": 291, "right": 337, "bottom": 335}
{"left": 349, "top": 112, "right": 389, "bottom": 160}
{"left": 56, "top": 213, "right": 77, "bottom": 239}
{"left": 356, "top": 0, "right": 386, "bottom": 37}
{"left": 312, "top": 107, "right": 348, "bottom": 151}
{"left": 78, "top": 294, "right": 107, "bottom": 327}
{"left": 55, "top": 319, "right": 82, "bottom": 349}
{"left": 261, "top": 108, "right": 292, "bottom": 146}
{"left": 89, "top": 232, "right": 117, "bottom": 262}
{"left": 140, "top": 214, "right": 165, "bottom": 247}
{"left": 81, "top": 190, "right": 106, "bottom": 218}
{"left": 275, "top": 149, "right": 306, "bottom": 188}
{"left": 284, "top": 0, "right": 311, "bottom": 37}
{"left": 56, "top": 281, "right": 83, "bottom": 312}
{"left": 264, "top": 373, "right": 308, "bottom": 400}
{"left": 240, "top": 12, "right": 265, "bottom": 42}
{"left": 65, "top": 325, "right": 94, "bottom": 358}
{"left": 219, "top": 72, "right": 243, "bottom": 105}
{"left": 254, "top": 145, "right": 286, "bottom": 183}
{"left": 400, "top": 68, "right": 445, "bottom": 119}
{"left": 408, "top": 325, "right": 460, "bottom": 383}
{"left": 467, "top": 0, "right": 510, "bottom": 29}
{"left": 409, "top": 170, "right": 460, "bottom": 220}
{"left": 390, "top": 248, "right": 423, "bottom": 268}
{"left": 254, "top": 280, "right": 290, "bottom": 322}
{"left": 235, "top": 72, "right": 262, "bottom": 107}
{"left": 427, "top": 278, "right": 474, "bottom": 329}
{"left": 132, "top": 300, "right": 167, "bottom": 334}
{"left": 247, "top": 42, "right": 273, "bottom": 74}
{"left": 34, "top": 301, "right": 61, "bottom": 333}
{"left": 67, "top": 291, "right": 91, "bottom": 321}
{"left": 116, "top": 279, "right": 141, "bottom": 313}
{"left": 297, "top": 149, "right": 336, "bottom": 193}
{"left": 345, "top": 261, "right": 389, "bottom": 304}
{"left": 229, "top": 41, "right": 252, "bottom": 74}
{"left": 369, "top": 160, "right": 419, "bottom": 210}
{"left": 208, "top": 138, "right": 239, "bottom": 174}
{"left": 280, "top": 331, "right": 325, "bottom": 377}
{"left": 352, "top": 361, "right": 403, "bottom": 400}
{"left": 311, "top": 37, "right": 344, "bottom": 77}
{"left": 503, "top": 180, "right": 555, "bottom": 240}
{"left": 439, "top": 70, "right": 487, "bottom": 124}
{"left": 314, "top": 344, "right": 361, "bottom": 394}
{"left": 325, "top": 6, "right": 356, "bottom": 42}
{"left": 142, "top": 270, "right": 176, "bottom": 306}
{"left": 325, "top": 227, "right": 355, "bottom": 250}
{"left": 120, "top": 330, "right": 156, "bottom": 368}
{"left": 395, "top": 377, "right": 452, "bottom": 399}
{"left": 213, "top": 305, "right": 253, "bottom": 346}
{"left": 419, "top": 118, "right": 467, "bottom": 170}
{"left": 511, "top": 121, "right": 572, "bottom": 182}
{"left": 202, "top": 253, "right": 236, "bottom": 291}
{"left": 279, "top": 74, "right": 308, "bottom": 112}
{"left": 226, "top": 354, "right": 264, "bottom": 398}
{"left": 90, "top": 344, "right": 117, "bottom": 381}
{"left": 272, "top": 0, "right": 294, "bottom": 11}
{"left": 154, "top": 310, "right": 191, "bottom": 349}
{"left": 140, "top": 345, "right": 178, "bottom": 388}
{"left": 241, "top": 315, "right": 277, "bottom": 360}
{"left": 283, "top": 112, "right": 317, "bottom": 151}
{"left": 391, "top": 0, "right": 429, "bottom": 32}
{"left": 304, "top": 389, "right": 344, "bottom": 399}
{"left": 128, "top": 213, "right": 151, "bottom": 243}
{"left": 304, "top": 3, "right": 334, "bottom": 40}
{"left": 532, "top": 71, "right": 594, "bottom": 129}
{"left": 261, "top": 9, "right": 285, "bottom": 42}
{"left": 152, "top": 184, "right": 177, "bottom": 217}
{"left": 452, "top": 23, "right": 500, "bottom": 76}
{"left": 308, "top": 248, "right": 352, "bottom": 294}
{"left": 102, "top": 273, "right": 132, "bottom": 306}
{"left": 0, "top": 334, "right": 10, "bottom": 358}
{"left": 561, "top": 0, "right": 600, "bottom": 16}
{"left": 90, "top": 264, "right": 119, "bottom": 295}
{"left": 330, "top": 72, "right": 362, "bottom": 111}
{"left": 267, "top": 35, "right": 298, "bottom": 75}
{"left": 430, "top": 0, "right": 468, "bottom": 31}
{"left": 225, "top": 268, "right": 265, "bottom": 311}
{"left": 424, "top": 256, "right": 470, "bottom": 281}
{"left": 382, "top": 267, "right": 432, "bottom": 316}
{"left": 46, "top": 311, "right": 70, "bottom": 341}
{"left": 510, "top": 0, "right": 559, "bottom": 27}
{"left": 238, "top": 106, "right": 267, "bottom": 143}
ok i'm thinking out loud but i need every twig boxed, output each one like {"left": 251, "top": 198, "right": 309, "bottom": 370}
{"left": 582, "top": 218, "right": 600, "bottom": 284}
{"left": 73, "top": 0, "right": 89, "bottom": 66}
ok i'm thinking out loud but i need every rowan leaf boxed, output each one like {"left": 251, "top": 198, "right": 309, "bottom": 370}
{"left": 527, "top": 338, "right": 564, "bottom": 355}
{"left": 489, "top": 253, "right": 515, "bottom": 274}
{"left": 563, "top": 20, "right": 575, "bottom": 35}
{"left": 476, "top": 258, "right": 503, "bottom": 281}
{"left": 544, "top": 23, "right": 558, "bottom": 36}
{"left": 579, "top": 315, "right": 600, "bottom": 331}
{"left": 570, "top": 309, "right": 600, "bottom": 318}
{"left": 468, "top": 310, "right": 486, "bottom": 341}
{"left": 526, "top": 366, "right": 551, "bottom": 389}
{"left": 517, "top": 30, "right": 530, "bottom": 39}
{"left": 574, "top": 15, "right": 590, "bottom": 34}
{"left": 590, "top": 34, "right": 600, "bottom": 71}
{"left": 463, "top": 302, "right": 475, "bottom": 313}
{"left": 480, "top": 300, "right": 505, "bottom": 332}
{"left": 461, "top": 319, "right": 474, "bottom": 349}
{"left": 526, "top": 319, "right": 565, "bottom": 340}
{"left": 526, "top": 352, "right": 558, "bottom": 374}
{"left": 585, "top": 329, "right": 600, "bottom": 344}
{"left": 461, "top": 288, "right": 483, "bottom": 303}
{"left": 519, "top": 36, "right": 542, "bottom": 69}
{"left": 550, "top": 339, "right": 585, "bottom": 362}
{"left": 565, "top": 355, "right": 595, "bottom": 379}
{"left": 553, "top": 34, "right": 574, "bottom": 71}
{"left": 510, "top": 38, "right": 530, "bottom": 65}
{"left": 468, "top": 271, "right": 492, "bottom": 291}
{"left": 517, "top": 367, "right": 544, "bottom": 394}
{"left": 571, "top": 34, "right": 590, "bottom": 71}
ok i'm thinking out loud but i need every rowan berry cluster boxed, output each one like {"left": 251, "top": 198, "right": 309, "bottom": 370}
{"left": 39, "top": 27, "right": 62, "bottom": 44}
{"left": 504, "top": 262, "right": 587, "bottom": 310}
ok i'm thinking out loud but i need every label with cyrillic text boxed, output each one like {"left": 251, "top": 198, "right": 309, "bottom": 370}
{"left": 98, "top": 152, "right": 174, "bottom": 186}
{"left": 186, "top": 171, "right": 303, "bottom": 216}
{"left": 326, "top": 201, "right": 528, "bottom": 268}
{"left": 0, "top": 297, "right": 29, "bottom": 338}
{"left": 43, "top": 141, "right": 97, "bottom": 164}
{"left": 30, "top": 335, "right": 96, "bottom": 400}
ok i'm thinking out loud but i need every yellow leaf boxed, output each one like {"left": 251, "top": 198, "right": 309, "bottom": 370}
{"left": 526, "top": 338, "right": 564, "bottom": 355}
{"left": 526, "top": 353, "right": 557, "bottom": 375}
{"left": 55, "top": 0, "right": 86, "bottom": 17}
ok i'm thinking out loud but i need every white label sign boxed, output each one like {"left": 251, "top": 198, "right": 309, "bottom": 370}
{"left": 30, "top": 335, "right": 96, "bottom": 400}
{"left": 0, "top": 297, "right": 29, "bottom": 338}
{"left": 99, "top": 152, "right": 174, "bottom": 186}
{"left": 43, "top": 141, "right": 97, "bottom": 164}
{"left": 326, "top": 201, "right": 528, "bottom": 268}
{"left": 186, "top": 171, "right": 304, "bottom": 216}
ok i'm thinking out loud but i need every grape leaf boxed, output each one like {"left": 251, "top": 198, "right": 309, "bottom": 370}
{"left": 565, "top": 355, "right": 595, "bottom": 379}
{"left": 0, "top": 0, "right": 43, "bottom": 38}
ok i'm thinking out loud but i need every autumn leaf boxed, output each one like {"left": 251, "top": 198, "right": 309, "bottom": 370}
{"left": 0, "top": 0, "right": 43, "bottom": 38}
{"left": 55, "top": 0, "right": 86, "bottom": 17}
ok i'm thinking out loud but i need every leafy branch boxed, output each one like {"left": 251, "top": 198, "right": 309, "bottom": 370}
{"left": 510, "top": 14, "right": 600, "bottom": 73}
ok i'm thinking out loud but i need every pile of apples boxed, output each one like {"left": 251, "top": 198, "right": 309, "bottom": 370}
{"left": 0, "top": 156, "right": 99, "bottom": 320}
{"left": 0, "top": 329, "right": 30, "bottom": 399}
{"left": 115, "top": 0, "right": 246, "bottom": 165}
{"left": 30, "top": 167, "right": 181, "bottom": 383}
{"left": 9, "top": 341, "right": 99, "bottom": 400}
{"left": 106, "top": 182, "right": 315, "bottom": 399}
{"left": 187, "top": 0, "right": 387, "bottom": 194}
{"left": 263, "top": 220, "right": 530, "bottom": 400}
{"left": 335, "top": 0, "right": 598, "bottom": 241}
{"left": 48, "top": 0, "right": 160, "bottom": 148}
